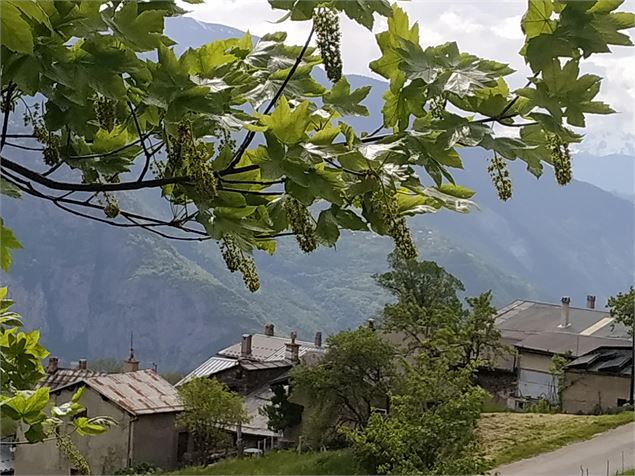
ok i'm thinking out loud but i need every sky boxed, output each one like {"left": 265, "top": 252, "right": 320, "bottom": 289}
{"left": 184, "top": 1, "right": 635, "bottom": 156}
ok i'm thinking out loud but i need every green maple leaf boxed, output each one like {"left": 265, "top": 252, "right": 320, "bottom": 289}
{"left": 522, "top": 0, "right": 557, "bottom": 39}
{"left": 0, "top": 1, "right": 34, "bottom": 54}
{"left": 323, "top": 77, "right": 371, "bottom": 116}
{"left": 0, "top": 220, "right": 22, "bottom": 273}
{"left": 259, "top": 96, "right": 311, "bottom": 145}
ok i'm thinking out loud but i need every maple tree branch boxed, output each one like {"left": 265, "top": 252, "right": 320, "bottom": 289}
{"left": 225, "top": 27, "right": 315, "bottom": 172}
{"left": 128, "top": 101, "right": 153, "bottom": 182}
{"left": 0, "top": 156, "right": 190, "bottom": 192}
{"left": 2, "top": 172, "right": 210, "bottom": 241}
{"left": 0, "top": 82, "right": 16, "bottom": 152}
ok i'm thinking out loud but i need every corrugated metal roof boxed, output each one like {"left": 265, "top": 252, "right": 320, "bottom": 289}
{"left": 218, "top": 334, "right": 324, "bottom": 362}
{"left": 82, "top": 369, "right": 182, "bottom": 415}
{"left": 176, "top": 356, "right": 238, "bottom": 386}
{"left": 38, "top": 368, "right": 107, "bottom": 391}
{"left": 567, "top": 346, "right": 633, "bottom": 376}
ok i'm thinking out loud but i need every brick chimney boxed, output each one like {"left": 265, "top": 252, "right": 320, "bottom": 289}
{"left": 559, "top": 296, "right": 571, "bottom": 328}
{"left": 47, "top": 356, "right": 59, "bottom": 374}
{"left": 314, "top": 331, "right": 322, "bottom": 348}
{"left": 240, "top": 334, "right": 253, "bottom": 359}
{"left": 367, "top": 318, "right": 375, "bottom": 331}
{"left": 264, "top": 323, "right": 274, "bottom": 337}
{"left": 78, "top": 359, "right": 87, "bottom": 370}
{"left": 586, "top": 295, "right": 596, "bottom": 310}
{"left": 285, "top": 331, "right": 300, "bottom": 362}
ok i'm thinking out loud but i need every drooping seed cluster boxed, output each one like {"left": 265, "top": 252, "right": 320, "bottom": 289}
{"left": 191, "top": 157, "right": 218, "bottom": 199}
{"left": 313, "top": 7, "right": 342, "bottom": 83}
{"left": 32, "top": 119, "right": 61, "bottom": 166}
{"left": 94, "top": 95, "right": 116, "bottom": 131}
{"left": 429, "top": 96, "right": 446, "bottom": 119}
{"left": 167, "top": 121, "right": 217, "bottom": 199}
{"left": 370, "top": 192, "right": 417, "bottom": 259}
{"left": 487, "top": 153, "right": 512, "bottom": 201}
{"left": 57, "top": 435, "right": 91, "bottom": 475}
{"left": 283, "top": 196, "right": 317, "bottom": 253}
{"left": 547, "top": 133, "right": 572, "bottom": 186}
{"left": 220, "top": 235, "right": 260, "bottom": 292}
{"left": 102, "top": 193, "right": 120, "bottom": 218}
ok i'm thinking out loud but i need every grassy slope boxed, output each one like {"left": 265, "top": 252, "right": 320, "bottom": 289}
{"left": 170, "top": 449, "right": 358, "bottom": 475}
{"left": 170, "top": 412, "right": 634, "bottom": 475}
{"left": 479, "top": 412, "right": 635, "bottom": 467}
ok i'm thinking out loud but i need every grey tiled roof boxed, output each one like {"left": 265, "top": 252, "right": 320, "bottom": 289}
{"left": 514, "top": 332, "right": 631, "bottom": 357}
{"left": 496, "top": 300, "right": 630, "bottom": 342}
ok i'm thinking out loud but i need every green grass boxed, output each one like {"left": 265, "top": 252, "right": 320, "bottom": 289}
{"left": 169, "top": 412, "right": 634, "bottom": 475}
{"left": 618, "top": 470, "right": 635, "bottom": 476}
{"left": 479, "top": 411, "right": 635, "bottom": 467}
{"left": 169, "top": 449, "right": 358, "bottom": 475}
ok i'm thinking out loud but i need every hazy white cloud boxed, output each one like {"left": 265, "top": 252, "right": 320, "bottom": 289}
{"left": 183, "top": 0, "right": 635, "bottom": 155}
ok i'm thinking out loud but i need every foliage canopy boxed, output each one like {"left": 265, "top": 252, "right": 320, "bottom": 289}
{"left": 1, "top": 0, "right": 633, "bottom": 290}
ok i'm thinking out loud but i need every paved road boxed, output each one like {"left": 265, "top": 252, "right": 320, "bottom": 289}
{"left": 492, "top": 422, "right": 635, "bottom": 476}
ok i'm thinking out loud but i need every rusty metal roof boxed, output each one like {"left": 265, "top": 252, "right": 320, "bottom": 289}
{"left": 81, "top": 369, "right": 182, "bottom": 415}
{"left": 38, "top": 368, "right": 107, "bottom": 391}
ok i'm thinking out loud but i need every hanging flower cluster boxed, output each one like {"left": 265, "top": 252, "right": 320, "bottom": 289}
{"left": 283, "top": 196, "right": 317, "bottom": 253}
{"left": 30, "top": 114, "right": 61, "bottom": 166}
{"left": 313, "top": 6, "right": 342, "bottom": 83}
{"left": 487, "top": 153, "right": 512, "bottom": 201}
{"left": 370, "top": 191, "right": 417, "bottom": 259}
{"left": 547, "top": 133, "right": 572, "bottom": 186}
{"left": 220, "top": 235, "right": 260, "bottom": 292}
{"left": 94, "top": 95, "right": 117, "bottom": 131}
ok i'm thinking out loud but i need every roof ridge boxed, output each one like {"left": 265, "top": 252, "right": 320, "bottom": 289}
{"left": 507, "top": 299, "right": 609, "bottom": 312}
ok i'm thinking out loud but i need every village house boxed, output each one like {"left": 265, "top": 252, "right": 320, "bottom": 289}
{"left": 494, "top": 295, "right": 632, "bottom": 411}
{"left": 178, "top": 324, "right": 325, "bottom": 448}
{"left": 563, "top": 346, "right": 633, "bottom": 413}
{"left": 15, "top": 368, "right": 183, "bottom": 475}
{"left": 15, "top": 345, "right": 185, "bottom": 475}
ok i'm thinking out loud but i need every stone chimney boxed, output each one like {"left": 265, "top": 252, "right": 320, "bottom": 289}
{"left": 285, "top": 331, "right": 300, "bottom": 362}
{"left": 586, "top": 295, "right": 596, "bottom": 310}
{"left": 240, "top": 334, "right": 253, "bottom": 359}
{"left": 47, "top": 356, "right": 59, "bottom": 374}
{"left": 123, "top": 332, "right": 139, "bottom": 372}
{"left": 314, "top": 331, "right": 322, "bottom": 348}
{"left": 264, "top": 323, "right": 274, "bottom": 337}
{"left": 78, "top": 359, "right": 87, "bottom": 370}
{"left": 367, "top": 318, "right": 375, "bottom": 331}
{"left": 559, "top": 296, "right": 571, "bottom": 328}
